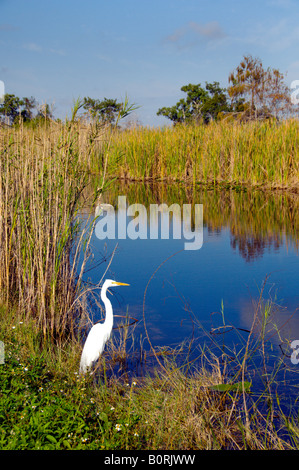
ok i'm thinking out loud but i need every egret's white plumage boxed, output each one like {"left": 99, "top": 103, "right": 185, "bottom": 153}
{"left": 79, "top": 279, "right": 129, "bottom": 374}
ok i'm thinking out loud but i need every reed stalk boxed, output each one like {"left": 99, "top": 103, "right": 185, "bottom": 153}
{"left": 0, "top": 118, "right": 105, "bottom": 343}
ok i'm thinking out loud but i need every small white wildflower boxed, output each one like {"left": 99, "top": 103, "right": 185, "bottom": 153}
{"left": 134, "top": 433, "right": 139, "bottom": 437}
{"left": 110, "top": 406, "right": 115, "bottom": 411}
{"left": 115, "top": 424, "right": 122, "bottom": 431}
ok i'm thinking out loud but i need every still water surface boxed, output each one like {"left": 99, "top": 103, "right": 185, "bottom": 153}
{"left": 81, "top": 182, "right": 299, "bottom": 392}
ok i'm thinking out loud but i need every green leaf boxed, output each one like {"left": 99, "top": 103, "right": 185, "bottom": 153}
{"left": 63, "top": 440, "right": 72, "bottom": 450}
{"left": 46, "top": 434, "right": 57, "bottom": 444}
{"left": 210, "top": 381, "right": 252, "bottom": 393}
{"left": 98, "top": 412, "right": 108, "bottom": 423}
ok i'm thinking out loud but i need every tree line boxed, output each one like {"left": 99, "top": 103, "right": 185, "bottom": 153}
{"left": 0, "top": 94, "right": 124, "bottom": 126}
{"left": 0, "top": 95, "right": 54, "bottom": 125}
{"left": 157, "top": 55, "right": 296, "bottom": 124}
{"left": 0, "top": 55, "right": 297, "bottom": 126}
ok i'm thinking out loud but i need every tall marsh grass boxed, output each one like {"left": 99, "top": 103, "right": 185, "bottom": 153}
{"left": 108, "top": 119, "right": 299, "bottom": 188}
{"left": 0, "top": 119, "right": 108, "bottom": 343}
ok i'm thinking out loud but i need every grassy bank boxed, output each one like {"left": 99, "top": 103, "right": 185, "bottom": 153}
{"left": 1, "top": 301, "right": 299, "bottom": 450}
{"left": 107, "top": 119, "right": 299, "bottom": 190}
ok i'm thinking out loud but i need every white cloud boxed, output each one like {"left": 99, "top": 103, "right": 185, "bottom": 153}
{"left": 0, "top": 24, "right": 19, "bottom": 32}
{"left": 267, "top": 0, "right": 295, "bottom": 8}
{"left": 164, "top": 21, "right": 227, "bottom": 51}
{"left": 233, "top": 17, "right": 299, "bottom": 54}
{"left": 95, "top": 53, "right": 112, "bottom": 63}
{"left": 49, "top": 48, "right": 66, "bottom": 56}
{"left": 23, "top": 42, "right": 42, "bottom": 52}
{"left": 22, "top": 43, "right": 66, "bottom": 56}
{"left": 189, "top": 21, "right": 227, "bottom": 40}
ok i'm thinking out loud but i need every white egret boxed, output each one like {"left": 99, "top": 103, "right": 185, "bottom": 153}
{"left": 79, "top": 279, "right": 130, "bottom": 374}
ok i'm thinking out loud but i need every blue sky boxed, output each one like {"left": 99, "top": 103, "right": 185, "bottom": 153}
{"left": 1, "top": 0, "right": 299, "bottom": 126}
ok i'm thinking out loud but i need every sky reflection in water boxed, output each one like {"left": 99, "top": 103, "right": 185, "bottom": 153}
{"left": 81, "top": 183, "right": 299, "bottom": 370}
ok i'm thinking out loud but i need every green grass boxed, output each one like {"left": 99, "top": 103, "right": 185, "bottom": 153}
{"left": 1, "top": 300, "right": 299, "bottom": 450}
{"left": 0, "top": 352, "right": 133, "bottom": 450}
{"left": 106, "top": 119, "right": 299, "bottom": 189}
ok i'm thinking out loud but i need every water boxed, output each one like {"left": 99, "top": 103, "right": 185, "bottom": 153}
{"left": 80, "top": 182, "right": 299, "bottom": 401}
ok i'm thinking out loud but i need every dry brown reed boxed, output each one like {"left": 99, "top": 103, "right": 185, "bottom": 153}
{"left": 0, "top": 119, "right": 107, "bottom": 343}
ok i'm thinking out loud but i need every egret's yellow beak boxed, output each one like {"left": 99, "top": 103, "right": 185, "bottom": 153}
{"left": 113, "top": 281, "right": 130, "bottom": 286}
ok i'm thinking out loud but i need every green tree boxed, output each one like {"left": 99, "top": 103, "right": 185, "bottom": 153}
{"left": 0, "top": 94, "right": 22, "bottom": 124}
{"left": 20, "top": 96, "right": 37, "bottom": 121}
{"left": 201, "top": 82, "right": 231, "bottom": 121}
{"left": 83, "top": 97, "right": 122, "bottom": 124}
{"left": 0, "top": 94, "right": 39, "bottom": 124}
{"left": 156, "top": 100, "right": 192, "bottom": 124}
{"left": 157, "top": 82, "right": 230, "bottom": 124}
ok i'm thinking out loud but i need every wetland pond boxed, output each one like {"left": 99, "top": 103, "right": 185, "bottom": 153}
{"left": 80, "top": 181, "right": 299, "bottom": 404}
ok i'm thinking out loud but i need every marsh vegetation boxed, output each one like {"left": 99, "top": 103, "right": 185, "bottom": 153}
{"left": 0, "top": 110, "right": 298, "bottom": 449}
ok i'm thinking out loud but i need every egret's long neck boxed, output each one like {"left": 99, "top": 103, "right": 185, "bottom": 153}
{"left": 101, "top": 288, "right": 113, "bottom": 330}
